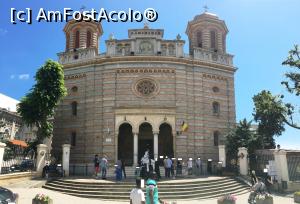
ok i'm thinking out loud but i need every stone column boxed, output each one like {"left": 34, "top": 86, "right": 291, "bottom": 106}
{"left": 36, "top": 144, "right": 48, "bottom": 176}
{"left": 238, "top": 147, "right": 248, "bottom": 176}
{"left": 0, "top": 142, "right": 6, "bottom": 174}
{"left": 154, "top": 132, "right": 158, "bottom": 160}
{"left": 133, "top": 133, "right": 138, "bottom": 166}
{"left": 274, "top": 150, "right": 289, "bottom": 185}
{"left": 218, "top": 145, "right": 226, "bottom": 167}
{"left": 62, "top": 144, "right": 71, "bottom": 176}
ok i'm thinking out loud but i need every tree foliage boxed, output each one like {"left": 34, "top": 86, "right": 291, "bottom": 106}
{"left": 253, "top": 90, "right": 287, "bottom": 148}
{"left": 226, "top": 119, "right": 260, "bottom": 161}
{"left": 280, "top": 45, "right": 300, "bottom": 129}
{"left": 282, "top": 45, "right": 300, "bottom": 96}
{"left": 17, "top": 60, "right": 67, "bottom": 144}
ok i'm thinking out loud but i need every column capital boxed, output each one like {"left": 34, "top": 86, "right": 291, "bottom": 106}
{"left": 153, "top": 132, "right": 159, "bottom": 135}
{"left": 238, "top": 147, "right": 248, "bottom": 151}
{"left": 133, "top": 132, "right": 139, "bottom": 136}
{"left": 62, "top": 144, "right": 71, "bottom": 148}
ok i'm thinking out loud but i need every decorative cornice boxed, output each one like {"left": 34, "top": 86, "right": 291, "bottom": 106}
{"left": 64, "top": 73, "right": 86, "bottom": 80}
{"left": 117, "top": 68, "right": 175, "bottom": 74}
{"left": 202, "top": 73, "right": 228, "bottom": 81}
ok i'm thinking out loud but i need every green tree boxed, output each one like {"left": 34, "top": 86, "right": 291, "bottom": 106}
{"left": 281, "top": 45, "right": 300, "bottom": 129}
{"left": 17, "top": 60, "right": 67, "bottom": 147}
{"left": 226, "top": 119, "right": 259, "bottom": 162}
{"left": 252, "top": 90, "right": 287, "bottom": 148}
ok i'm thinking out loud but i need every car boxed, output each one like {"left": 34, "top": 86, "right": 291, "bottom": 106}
{"left": 9, "top": 164, "right": 21, "bottom": 172}
{"left": 19, "top": 159, "right": 34, "bottom": 171}
{"left": 0, "top": 187, "right": 18, "bottom": 204}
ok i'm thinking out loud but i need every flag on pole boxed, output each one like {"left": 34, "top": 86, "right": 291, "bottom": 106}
{"left": 181, "top": 121, "right": 188, "bottom": 132}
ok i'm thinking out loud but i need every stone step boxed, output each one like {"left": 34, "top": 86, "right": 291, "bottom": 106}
{"left": 44, "top": 187, "right": 248, "bottom": 201}
{"left": 43, "top": 182, "right": 246, "bottom": 195}
{"left": 42, "top": 177, "right": 249, "bottom": 200}
{"left": 48, "top": 177, "right": 232, "bottom": 187}
{"left": 47, "top": 180, "right": 237, "bottom": 191}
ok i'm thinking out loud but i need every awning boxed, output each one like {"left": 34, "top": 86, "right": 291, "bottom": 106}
{"left": 9, "top": 139, "right": 28, "bottom": 147}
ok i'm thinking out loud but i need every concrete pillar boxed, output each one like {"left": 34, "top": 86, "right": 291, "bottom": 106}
{"left": 274, "top": 150, "right": 289, "bottom": 184}
{"left": 36, "top": 144, "right": 48, "bottom": 176}
{"left": 62, "top": 144, "right": 71, "bottom": 176}
{"left": 218, "top": 145, "right": 226, "bottom": 167}
{"left": 154, "top": 133, "right": 158, "bottom": 160}
{"left": 0, "top": 142, "right": 6, "bottom": 174}
{"left": 133, "top": 133, "right": 138, "bottom": 166}
{"left": 238, "top": 147, "right": 248, "bottom": 176}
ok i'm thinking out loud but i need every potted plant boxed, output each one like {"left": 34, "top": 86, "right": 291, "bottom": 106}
{"left": 217, "top": 194, "right": 237, "bottom": 204}
{"left": 32, "top": 193, "right": 53, "bottom": 204}
{"left": 255, "top": 194, "right": 273, "bottom": 204}
{"left": 295, "top": 191, "right": 300, "bottom": 203}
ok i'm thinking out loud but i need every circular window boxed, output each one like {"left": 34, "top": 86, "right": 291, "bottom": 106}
{"left": 212, "top": 86, "right": 219, "bottom": 93}
{"left": 133, "top": 78, "right": 159, "bottom": 98}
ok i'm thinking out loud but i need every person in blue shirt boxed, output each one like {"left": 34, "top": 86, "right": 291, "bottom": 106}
{"left": 146, "top": 173, "right": 163, "bottom": 204}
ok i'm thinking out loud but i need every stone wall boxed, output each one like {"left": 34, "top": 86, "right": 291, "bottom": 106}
{"left": 52, "top": 57, "right": 235, "bottom": 164}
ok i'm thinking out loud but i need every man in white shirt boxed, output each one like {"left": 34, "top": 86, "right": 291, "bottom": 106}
{"left": 130, "top": 179, "right": 145, "bottom": 204}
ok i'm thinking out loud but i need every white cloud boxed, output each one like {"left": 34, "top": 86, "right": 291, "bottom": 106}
{"left": 18, "top": 74, "right": 30, "bottom": 80}
{"left": 0, "top": 28, "right": 8, "bottom": 36}
{"left": 10, "top": 75, "right": 15, "bottom": 79}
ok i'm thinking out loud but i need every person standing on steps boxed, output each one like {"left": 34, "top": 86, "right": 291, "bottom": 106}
{"left": 130, "top": 179, "right": 145, "bottom": 204}
{"left": 166, "top": 157, "right": 172, "bottom": 178}
{"left": 94, "top": 154, "right": 100, "bottom": 178}
{"left": 146, "top": 173, "right": 161, "bottom": 204}
{"left": 163, "top": 157, "right": 168, "bottom": 178}
{"left": 100, "top": 155, "right": 108, "bottom": 179}
{"left": 121, "top": 159, "right": 126, "bottom": 179}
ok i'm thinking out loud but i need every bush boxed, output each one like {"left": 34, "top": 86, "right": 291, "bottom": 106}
{"left": 217, "top": 194, "right": 237, "bottom": 204}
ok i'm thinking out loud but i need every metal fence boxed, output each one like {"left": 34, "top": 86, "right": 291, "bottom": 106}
{"left": 252, "top": 150, "right": 275, "bottom": 177}
{"left": 287, "top": 152, "right": 300, "bottom": 181}
{"left": 1, "top": 144, "right": 35, "bottom": 174}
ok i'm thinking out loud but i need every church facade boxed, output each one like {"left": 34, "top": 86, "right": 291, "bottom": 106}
{"left": 52, "top": 11, "right": 236, "bottom": 166}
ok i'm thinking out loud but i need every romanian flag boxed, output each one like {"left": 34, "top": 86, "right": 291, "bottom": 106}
{"left": 181, "top": 121, "right": 188, "bottom": 132}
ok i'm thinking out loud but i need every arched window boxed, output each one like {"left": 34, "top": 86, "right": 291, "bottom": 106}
{"left": 168, "top": 44, "right": 175, "bottom": 55}
{"left": 222, "top": 34, "right": 226, "bottom": 52}
{"left": 71, "top": 131, "right": 76, "bottom": 146}
{"left": 212, "top": 86, "right": 219, "bottom": 93}
{"left": 71, "top": 86, "right": 78, "bottom": 92}
{"left": 212, "top": 101, "right": 220, "bottom": 115}
{"left": 66, "top": 33, "right": 70, "bottom": 51}
{"left": 210, "top": 30, "right": 217, "bottom": 50}
{"left": 213, "top": 131, "right": 219, "bottom": 146}
{"left": 86, "top": 31, "right": 91, "bottom": 48}
{"left": 197, "top": 31, "right": 202, "bottom": 48}
{"left": 71, "top": 101, "right": 77, "bottom": 116}
{"left": 75, "top": 30, "right": 80, "bottom": 49}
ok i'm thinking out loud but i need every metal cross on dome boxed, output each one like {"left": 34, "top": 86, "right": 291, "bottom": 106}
{"left": 80, "top": 5, "right": 86, "bottom": 12}
{"left": 203, "top": 5, "right": 209, "bottom": 12}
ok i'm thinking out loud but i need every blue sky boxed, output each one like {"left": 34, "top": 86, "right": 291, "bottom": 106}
{"left": 0, "top": 0, "right": 299, "bottom": 148}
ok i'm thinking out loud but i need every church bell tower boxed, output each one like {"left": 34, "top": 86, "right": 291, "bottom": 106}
{"left": 186, "top": 11, "right": 229, "bottom": 55}
{"left": 58, "top": 19, "right": 103, "bottom": 64}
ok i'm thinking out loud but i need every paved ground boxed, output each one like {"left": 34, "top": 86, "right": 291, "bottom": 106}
{"left": 1, "top": 178, "right": 295, "bottom": 204}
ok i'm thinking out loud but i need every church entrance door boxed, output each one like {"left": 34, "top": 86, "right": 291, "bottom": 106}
{"left": 118, "top": 123, "right": 133, "bottom": 166}
{"left": 158, "top": 123, "right": 174, "bottom": 158}
{"left": 138, "top": 122, "right": 153, "bottom": 163}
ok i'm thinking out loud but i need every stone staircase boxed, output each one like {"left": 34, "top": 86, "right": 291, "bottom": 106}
{"left": 42, "top": 176, "right": 249, "bottom": 201}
